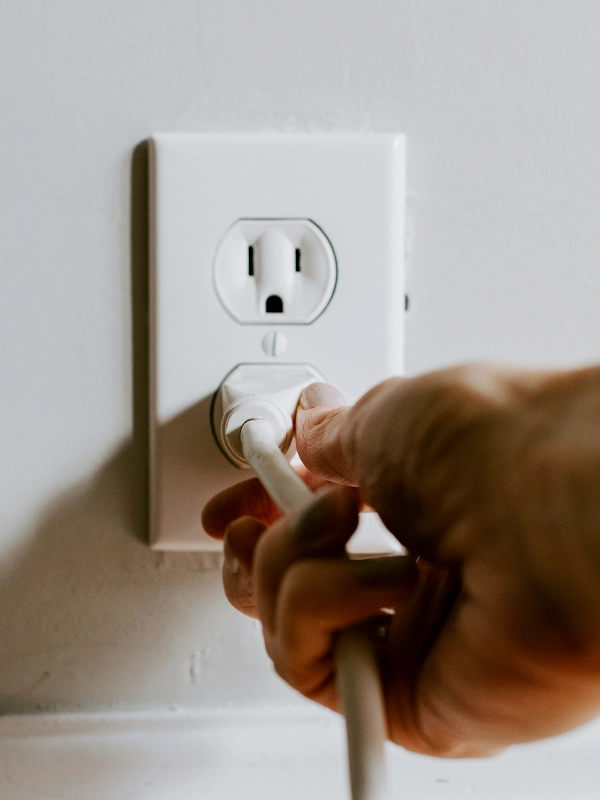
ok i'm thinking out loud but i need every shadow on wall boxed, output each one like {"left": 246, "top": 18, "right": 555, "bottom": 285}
{"left": 0, "top": 142, "right": 229, "bottom": 714}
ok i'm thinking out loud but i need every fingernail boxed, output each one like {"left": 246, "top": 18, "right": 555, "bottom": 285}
{"left": 300, "top": 382, "right": 346, "bottom": 410}
{"left": 224, "top": 548, "right": 240, "bottom": 575}
{"left": 357, "top": 556, "right": 417, "bottom": 587}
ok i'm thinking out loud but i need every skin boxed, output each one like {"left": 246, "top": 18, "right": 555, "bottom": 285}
{"left": 202, "top": 363, "right": 600, "bottom": 758}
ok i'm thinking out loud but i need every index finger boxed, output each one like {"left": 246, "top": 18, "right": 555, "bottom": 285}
{"left": 202, "top": 477, "right": 282, "bottom": 539}
{"left": 202, "top": 465, "right": 333, "bottom": 539}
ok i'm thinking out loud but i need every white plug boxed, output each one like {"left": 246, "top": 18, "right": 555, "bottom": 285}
{"left": 212, "top": 363, "right": 325, "bottom": 468}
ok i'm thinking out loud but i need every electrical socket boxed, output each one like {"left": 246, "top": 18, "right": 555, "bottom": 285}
{"left": 214, "top": 219, "right": 337, "bottom": 324}
{"left": 149, "top": 133, "right": 406, "bottom": 551}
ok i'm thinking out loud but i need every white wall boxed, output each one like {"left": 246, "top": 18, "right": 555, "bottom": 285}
{"left": 1, "top": 0, "right": 600, "bottom": 715}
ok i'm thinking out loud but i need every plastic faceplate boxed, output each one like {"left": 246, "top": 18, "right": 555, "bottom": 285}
{"left": 149, "top": 133, "right": 405, "bottom": 550}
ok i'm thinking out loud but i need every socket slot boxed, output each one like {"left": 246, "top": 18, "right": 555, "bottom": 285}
{"left": 214, "top": 219, "right": 337, "bottom": 324}
{"left": 266, "top": 294, "right": 283, "bottom": 313}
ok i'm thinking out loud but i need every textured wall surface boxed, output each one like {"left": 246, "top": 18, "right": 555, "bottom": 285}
{"left": 1, "top": 0, "right": 600, "bottom": 716}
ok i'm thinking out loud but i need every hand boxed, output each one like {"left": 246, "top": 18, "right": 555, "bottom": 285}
{"left": 203, "top": 364, "right": 600, "bottom": 757}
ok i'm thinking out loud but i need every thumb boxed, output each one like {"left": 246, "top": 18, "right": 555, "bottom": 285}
{"left": 295, "top": 382, "right": 357, "bottom": 485}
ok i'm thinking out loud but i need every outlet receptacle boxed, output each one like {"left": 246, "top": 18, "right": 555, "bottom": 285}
{"left": 149, "top": 133, "right": 405, "bottom": 551}
{"left": 214, "top": 219, "right": 337, "bottom": 324}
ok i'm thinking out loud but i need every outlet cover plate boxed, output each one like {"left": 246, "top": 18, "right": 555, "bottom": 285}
{"left": 149, "top": 133, "right": 405, "bottom": 550}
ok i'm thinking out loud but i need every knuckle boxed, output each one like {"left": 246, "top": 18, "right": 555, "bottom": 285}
{"left": 278, "top": 562, "right": 315, "bottom": 615}
{"left": 271, "top": 651, "right": 319, "bottom": 699}
{"left": 271, "top": 652, "right": 290, "bottom": 683}
{"left": 263, "top": 637, "right": 276, "bottom": 662}
{"left": 503, "top": 443, "right": 600, "bottom": 670}
{"left": 370, "top": 367, "right": 516, "bottom": 543}
{"left": 240, "top": 478, "right": 278, "bottom": 525}
{"left": 393, "top": 694, "right": 502, "bottom": 759}
{"left": 413, "top": 732, "right": 496, "bottom": 759}
{"left": 270, "top": 648, "right": 299, "bottom": 687}
{"left": 252, "top": 526, "right": 272, "bottom": 579}
{"left": 223, "top": 572, "right": 256, "bottom": 618}
{"left": 510, "top": 586, "right": 600, "bottom": 670}
{"left": 390, "top": 702, "right": 483, "bottom": 758}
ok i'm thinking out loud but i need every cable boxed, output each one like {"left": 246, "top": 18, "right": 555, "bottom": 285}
{"left": 240, "top": 418, "right": 390, "bottom": 800}
{"left": 240, "top": 418, "right": 313, "bottom": 511}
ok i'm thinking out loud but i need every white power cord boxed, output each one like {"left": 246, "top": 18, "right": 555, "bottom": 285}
{"left": 240, "top": 418, "right": 390, "bottom": 800}
{"left": 240, "top": 418, "right": 313, "bottom": 512}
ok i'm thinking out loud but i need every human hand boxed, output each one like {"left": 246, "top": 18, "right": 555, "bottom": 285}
{"left": 203, "top": 364, "right": 600, "bottom": 757}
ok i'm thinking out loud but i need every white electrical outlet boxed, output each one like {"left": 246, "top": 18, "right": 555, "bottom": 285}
{"left": 149, "top": 133, "right": 405, "bottom": 551}
{"left": 214, "top": 219, "right": 337, "bottom": 323}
